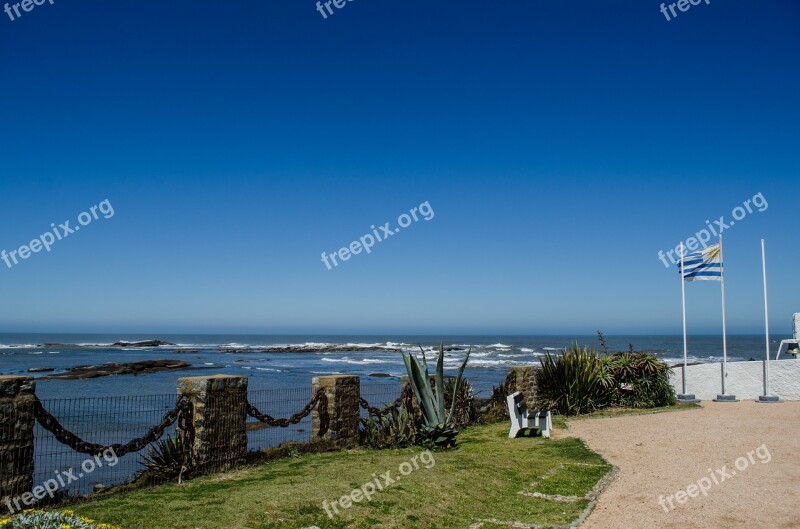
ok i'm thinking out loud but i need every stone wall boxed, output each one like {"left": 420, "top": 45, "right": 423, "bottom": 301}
{"left": 0, "top": 376, "right": 35, "bottom": 508}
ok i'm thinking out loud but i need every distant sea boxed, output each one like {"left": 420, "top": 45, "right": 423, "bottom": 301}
{"left": 0, "top": 333, "right": 788, "bottom": 400}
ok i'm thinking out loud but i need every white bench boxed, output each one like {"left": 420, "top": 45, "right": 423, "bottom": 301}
{"left": 506, "top": 392, "right": 551, "bottom": 439}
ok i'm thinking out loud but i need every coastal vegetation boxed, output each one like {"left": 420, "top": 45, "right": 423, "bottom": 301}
{"left": 535, "top": 344, "right": 677, "bottom": 416}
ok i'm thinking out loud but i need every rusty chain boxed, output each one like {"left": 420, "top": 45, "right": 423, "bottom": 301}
{"left": 359, "top": 384, "right": 413, "bottom": 417}
{"left": 33, "top": 395, "right": 192, "bottom": 458}
{"left": 246, "top": 387, "right": 329, "bottom": 436}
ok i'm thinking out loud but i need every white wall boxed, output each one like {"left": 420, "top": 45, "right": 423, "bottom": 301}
{"left": 669, "top": 358, "right": 800, "bottom": 400}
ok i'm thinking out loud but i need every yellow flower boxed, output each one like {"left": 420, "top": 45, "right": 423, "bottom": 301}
{"left": 0, "top": 519, "right": 11, "bottom": 526}
{"left": 61, "top": 525, "right": 71, "bottom": 529}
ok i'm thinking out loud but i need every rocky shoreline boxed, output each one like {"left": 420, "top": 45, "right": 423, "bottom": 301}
{"left": 40, "top": 360, "right": 192, "bottom": 380}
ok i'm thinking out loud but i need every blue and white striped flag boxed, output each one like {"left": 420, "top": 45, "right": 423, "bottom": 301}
{"left": 680, "top": 243, "right": 722, "bottom": 282}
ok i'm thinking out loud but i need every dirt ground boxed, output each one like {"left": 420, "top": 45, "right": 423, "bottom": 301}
{"left": 563, "top": 401, "right": 800, "bottom": 529}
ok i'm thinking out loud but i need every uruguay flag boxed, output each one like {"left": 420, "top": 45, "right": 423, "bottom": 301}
{"left": 680, "top": 243, "right": 722, "bottom": 282}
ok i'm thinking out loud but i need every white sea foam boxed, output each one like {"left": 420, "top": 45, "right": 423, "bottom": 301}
{"left": 488, "top": 343, "right": 512, "bottom": 349}
{"left": 321, "top": 357, "right": 389, "bottom": 365}
{"left": 519, "top": 347, "right": 535, "bottom": 353}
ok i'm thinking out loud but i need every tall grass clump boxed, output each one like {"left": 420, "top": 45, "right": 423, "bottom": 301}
{"left": 536, "top": 345, "right": 608, "bottom": 415}
{"left": 536, "top": 343, "right": 677, "bottom": 416}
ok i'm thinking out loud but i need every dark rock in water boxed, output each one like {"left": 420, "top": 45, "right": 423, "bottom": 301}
{"left": 28, "top": 367, "right": 55, "bottom": 373}
{"left": 173, "top": 349, "right": 199, "bottom": 354}
{"left": 220, "top": 344, "right": 401, "bottom": 354}
{"left": 41, "top": 360, "right": 191, "bottom": 380}
{"left": 113, "top": 340, "right": 175, "bottom": 347}
{"left": 368, "top": 373, "right": 393, "bottom": 378}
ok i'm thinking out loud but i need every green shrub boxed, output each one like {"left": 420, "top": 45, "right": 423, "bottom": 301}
{"left": 535, "top": 345, "right": 608, "bottom": 415}
{"left": 478, "top": 370, "right": 518, "bottom": 423}
{"left": 443, "top": 377, "right": 479, "bottom": 429}
{"left": 359, "top": 405, "right": 415, "bottom": 449}
{"left": 536, "top": 344, "right": 677, "bottom": 416}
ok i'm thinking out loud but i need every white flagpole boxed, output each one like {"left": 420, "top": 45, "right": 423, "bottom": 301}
{"left": 759, "top": 239, "right": 780, "bottom": 403}
{"left": 714, "top": 235, "right": 736, "bottom": 401}
{"left": 677, "top": 243, "right": 696, "bottom": 402}
{"left": 681, "top": 243, "right": 688, "bottom": 395}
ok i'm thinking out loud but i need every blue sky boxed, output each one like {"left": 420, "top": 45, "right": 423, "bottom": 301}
{"left": 0, "top": 0, "right": 798, "bottom": 335}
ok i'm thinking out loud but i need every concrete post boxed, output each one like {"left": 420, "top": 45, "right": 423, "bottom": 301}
{"left": 312, "top": 375, "right": 360, "bottom": 448}
{"left": 176, "top": 375, "right": 248, "bottom": 474}
{"left": 0, "top": 376, "right": 35, "bottom": 510}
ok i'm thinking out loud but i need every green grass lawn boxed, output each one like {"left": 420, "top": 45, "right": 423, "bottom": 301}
{"left": 73, "top": 423, "right": 611, "bottom": 529}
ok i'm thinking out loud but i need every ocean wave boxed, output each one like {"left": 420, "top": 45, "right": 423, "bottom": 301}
{"left": 488, "top": 343, "right": 512, "bottom": 349}
{"left": 321, "top": 357, "right": 390, "bottom": 365}
{"left": 519, "top": 347, "right": 535, "bottom": 353}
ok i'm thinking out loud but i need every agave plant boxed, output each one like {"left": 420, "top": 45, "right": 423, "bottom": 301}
{"left": 401, "top": 343, "right": 471, "bottom": 448}
{"left": 139, "top": 435, "right": 191, "bottom": 483}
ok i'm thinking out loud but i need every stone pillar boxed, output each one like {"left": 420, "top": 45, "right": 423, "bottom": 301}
{"left": 176, "top": 375, "right": 248, "bottom": 474}
{"left": 0, "top": 376, "right": 35, "bottom": 509}
{"left": 509, "top": 365, "right": 538, "bottom": 409}
{"left": 312, "top": 375, "right": 360, "bottom": 448}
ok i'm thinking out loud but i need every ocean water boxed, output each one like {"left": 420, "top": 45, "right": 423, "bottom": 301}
{"left": 0, "top": 333, "right": 788, "bottom": 400}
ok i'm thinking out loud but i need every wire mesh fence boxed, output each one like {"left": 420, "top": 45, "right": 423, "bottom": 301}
{"left": 1, "top": 379, "right": 410, "bottom": 512}
{"left": 247, "top": 387, "right": 314, "bottom": 450}
{"left": 32, "top": 393, "right": 180, "bottom": 497}
{"left": 359, "top": 383, "right": 402, "bottom": 418}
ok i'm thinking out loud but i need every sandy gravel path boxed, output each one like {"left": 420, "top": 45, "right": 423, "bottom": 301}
{"left": 563, "top": 401, "right": 800, "bottom": 529}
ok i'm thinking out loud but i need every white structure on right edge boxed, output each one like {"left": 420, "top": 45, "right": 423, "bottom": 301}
{"left": 776, "top": 313, "right": 800, "bottom": 359}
